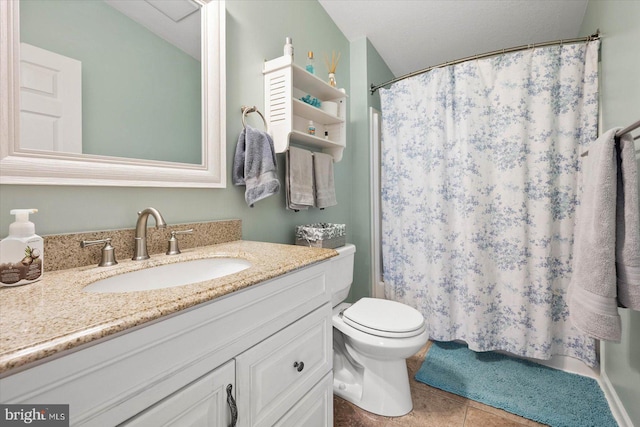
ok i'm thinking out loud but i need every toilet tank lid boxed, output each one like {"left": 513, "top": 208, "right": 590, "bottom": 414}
{"left": 343, "top": 297, "right": 424, "bottom": 333}
{"left": 335, "top": 244, "right": 356, "bottom": 256}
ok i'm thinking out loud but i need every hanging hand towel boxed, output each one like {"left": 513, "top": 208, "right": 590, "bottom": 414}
{"left": 568, "top": 128, "right": 640, "bottom": 342}
{"left": 313, "top": 152, "right": 337, "bottom": 209}
{"left": 232, "top": 125, "right": 280, "bottom": 207}
{"left": 286, "top": 147, "right": 314, "bottom": 211}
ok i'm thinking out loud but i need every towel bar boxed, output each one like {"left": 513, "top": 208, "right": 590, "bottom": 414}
{"left": 241, "top": 105, "right": 268, "bottom": 132}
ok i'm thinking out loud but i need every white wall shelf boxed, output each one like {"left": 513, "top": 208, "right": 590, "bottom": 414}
{"left": 263, "top": 55, "right": 347, "bottom": 162}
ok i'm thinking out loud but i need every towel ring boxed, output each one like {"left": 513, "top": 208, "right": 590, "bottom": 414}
{"left": 241, "top": 105, "right": 268, "bottom": 132}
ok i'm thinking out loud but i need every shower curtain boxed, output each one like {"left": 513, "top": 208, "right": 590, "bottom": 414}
{"left": 379, "top": 41, "right": 600, "bottom": 366}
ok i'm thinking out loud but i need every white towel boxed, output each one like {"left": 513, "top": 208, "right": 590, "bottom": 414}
{"left": 615, "top": 132, "right": 640, "bottom": 310}
{"left": 313, "top": 152, "right": 337, "bottom": 209}
{"left": 568, "top": 128, "right": 640, "bottom": 342}
{"left": 286, "top": 147, "right": 314, "bottom": 211}
{"left": 232, "top": 125, "right": 280, "bottom": 207}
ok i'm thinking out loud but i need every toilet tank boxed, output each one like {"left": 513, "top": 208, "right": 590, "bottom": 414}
{"left": 328, "top": 244, "right": 356, "bottom": 307}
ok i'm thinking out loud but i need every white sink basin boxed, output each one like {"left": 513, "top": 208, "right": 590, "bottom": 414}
{"left": 83, "top": 258, "right": 252, "bottom": 293}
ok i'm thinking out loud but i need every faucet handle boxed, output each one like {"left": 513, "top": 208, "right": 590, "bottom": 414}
{"left": 81, "top": 238, "right": 118, "bottom": 267}
{"left": 166, "top": 229, "right": 193, "bottom": 255}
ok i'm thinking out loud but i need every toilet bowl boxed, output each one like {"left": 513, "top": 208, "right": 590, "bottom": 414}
{"left": 329, "top": 245, "right": 429, "bottom": 417}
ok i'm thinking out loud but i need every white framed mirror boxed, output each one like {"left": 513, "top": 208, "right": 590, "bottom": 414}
{"left": 0, "top": 0, "right": 226, "bottom": 188}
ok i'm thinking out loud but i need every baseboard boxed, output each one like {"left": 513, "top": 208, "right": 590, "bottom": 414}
{"left": 599, "top": 357, "right": 634, "bottom": 427}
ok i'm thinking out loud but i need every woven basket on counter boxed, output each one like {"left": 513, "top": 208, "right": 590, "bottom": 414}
{"left": 295, "top": 223, "right": 346, "bottom": 249}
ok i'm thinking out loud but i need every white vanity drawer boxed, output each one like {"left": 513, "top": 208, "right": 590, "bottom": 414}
{"left": 236, "top": 303, "right": 332, "bottom": 427}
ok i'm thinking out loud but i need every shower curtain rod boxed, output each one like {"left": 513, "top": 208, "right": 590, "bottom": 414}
{"left": 370, "top": 32, "right": 601, "bottom": 94}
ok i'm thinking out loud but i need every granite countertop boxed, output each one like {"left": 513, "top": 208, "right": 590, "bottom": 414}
{"left": 0, "top": 240, "right": 336, "bottom": 375}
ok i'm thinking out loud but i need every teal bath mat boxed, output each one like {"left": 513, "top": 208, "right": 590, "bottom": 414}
{"left": 415, "top": 342, "right": 617, "bottom": 427}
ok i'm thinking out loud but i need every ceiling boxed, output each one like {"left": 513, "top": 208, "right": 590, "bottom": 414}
{"left": 105, "top": 0, "right": 201, "bottom": 60}
{"left": 318, "top": 0, "right": 590, "bottom": 79}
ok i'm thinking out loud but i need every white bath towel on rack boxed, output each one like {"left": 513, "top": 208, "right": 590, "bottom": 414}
{"left": 615, "top": 132, "right": 640, "bottom": 310}
{"left": 568, "top": 128, "right": 640, "bottom": 342}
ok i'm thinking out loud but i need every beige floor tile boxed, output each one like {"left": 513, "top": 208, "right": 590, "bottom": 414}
{"left": 467, "top": 400, "right": 547, "bottom": 427}
{"left": 464, "top": 406, "right": 531, "bottom": 427}
{"left": 393, "top": 382, "right": 469, "bottom": 427}
{"left": 333, "top": 396, "right": 397, "bottom": 427}
{"left": 411, "top": 380, "right": 469, "bottom": 405}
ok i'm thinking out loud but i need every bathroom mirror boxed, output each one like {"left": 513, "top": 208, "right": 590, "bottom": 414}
{"left": 0, "top": 0, "right": 226, "bottom": 188}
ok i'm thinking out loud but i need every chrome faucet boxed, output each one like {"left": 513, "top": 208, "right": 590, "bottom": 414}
{"left": 132, "top": 207, "right": 167, "bottom": 261}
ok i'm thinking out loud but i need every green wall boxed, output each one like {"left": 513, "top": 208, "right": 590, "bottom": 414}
{"left": 1, "top": 1, "right": 351, "bottom": 249}
{"left": 580, "top": 1, "right": 640, "bottom": 424}
{"left": 20, "top": 0, "right": 202, "bottom": 164}
{"left": 348, "top": 37, "right": 394, "bottom": 301}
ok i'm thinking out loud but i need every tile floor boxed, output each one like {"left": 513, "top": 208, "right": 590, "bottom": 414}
{"left": 333, "top": 341, "right": 547, "bottom": 427}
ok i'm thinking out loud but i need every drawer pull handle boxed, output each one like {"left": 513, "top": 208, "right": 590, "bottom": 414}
{"left": 226, "top": 384, "right": 238, "bottom": 427}
{"left": 293, "top": 361, "right": 305, "bottom": 372}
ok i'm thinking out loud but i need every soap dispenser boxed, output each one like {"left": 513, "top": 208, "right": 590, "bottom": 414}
{"left": 0, "top": 209, "right": 44, "bottom": 286}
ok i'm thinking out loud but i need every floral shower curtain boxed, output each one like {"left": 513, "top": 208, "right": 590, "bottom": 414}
{"left": 379, "top": 41, "right": 600, "bottom": 366}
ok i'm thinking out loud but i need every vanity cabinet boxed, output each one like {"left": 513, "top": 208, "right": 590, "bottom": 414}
{"left": 236, "top": 305, "right": 331, "bottom": 427}
{"left": 0, "top": 261, "right": 333, "bottom": 426}
{"left": 263, "top": 55, "right": 347, "bottom": 162}
{"left": 122, "top": 360, "right": 236, "bottom": 427}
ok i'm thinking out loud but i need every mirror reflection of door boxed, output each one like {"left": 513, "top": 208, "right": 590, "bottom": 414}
{"left": 19, "top": 0, "right": 202, "bottom": 164}
{"left": 20, "top": 42, "right": 82, "bottom": 153}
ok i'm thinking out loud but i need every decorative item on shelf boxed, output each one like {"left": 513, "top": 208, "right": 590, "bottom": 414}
{"left": 320, "top": 100, "right": 338, "bottom": 116}
{"left": 306, "top": 51, "right": 315, "bottom": 74}
{"left": 325, "top": 51, "right": 341, "bottom": 87}
{"left": 328, "top": 73, "right": 336, "bottom": 88}
{"left": 284, "top": 36, "right": 294, "bottom": 58}
{"left": 300, "top": 94, "right": 321, "bottom": 108}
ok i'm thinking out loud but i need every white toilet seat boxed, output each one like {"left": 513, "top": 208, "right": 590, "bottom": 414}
{"left": 342, "top": 298, "right": 426, "bottom": 338}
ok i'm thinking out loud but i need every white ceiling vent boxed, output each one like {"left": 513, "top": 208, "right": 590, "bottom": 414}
{"left": 145, "top": 0, "right": 199, "bottom": 23}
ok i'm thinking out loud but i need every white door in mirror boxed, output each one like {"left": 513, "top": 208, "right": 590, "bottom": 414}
{"left": 20, "top": 43, "right": 82, "bottom": 153}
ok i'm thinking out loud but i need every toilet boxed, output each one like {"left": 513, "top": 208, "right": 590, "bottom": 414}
{"left": 328, "top": 244, "right": 429, "bottom": 417}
